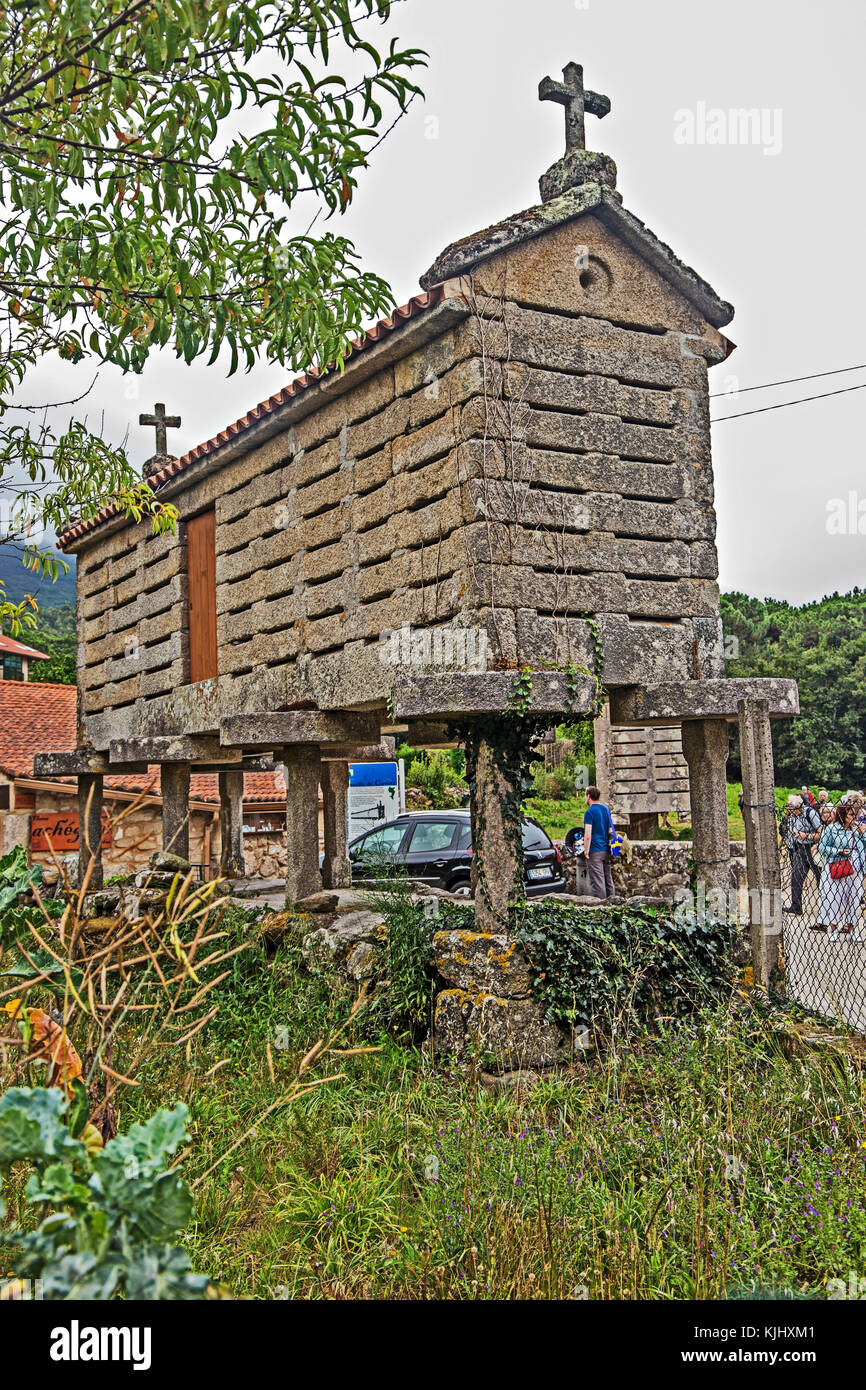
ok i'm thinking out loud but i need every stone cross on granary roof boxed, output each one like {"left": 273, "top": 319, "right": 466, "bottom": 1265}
{"left": 539, "top": 61, "right": 610, "bottom": 154}
{"left": 139, "top": 402, "right": 181, "bottom": 480}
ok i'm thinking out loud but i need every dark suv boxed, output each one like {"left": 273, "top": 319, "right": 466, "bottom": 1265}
{"left": 346, "top": 809, "right": 566, "bottom": 896}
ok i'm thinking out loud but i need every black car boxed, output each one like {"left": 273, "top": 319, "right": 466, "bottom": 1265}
{"left": 345, "top": 809, "right": 566, "bottom": 896}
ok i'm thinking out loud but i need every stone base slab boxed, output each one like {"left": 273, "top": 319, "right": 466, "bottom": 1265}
{"left": 432, "top": 988, "right": 579, "bottom": 1068}
{"left": 433, "top": 928, "right": 534, "bottom": 998}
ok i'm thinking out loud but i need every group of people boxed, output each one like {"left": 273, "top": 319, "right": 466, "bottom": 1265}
{"left": 780, "top": 787, "right": 866, "bottom": 937}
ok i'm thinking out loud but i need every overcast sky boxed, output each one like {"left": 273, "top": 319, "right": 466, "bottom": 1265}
{"left": 15, "top": 0, "right": 866, "bottom": 605}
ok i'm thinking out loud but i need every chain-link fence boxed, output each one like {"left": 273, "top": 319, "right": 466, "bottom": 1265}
{"left": 781, "top": 828, "right": 866, "bottom": 1033}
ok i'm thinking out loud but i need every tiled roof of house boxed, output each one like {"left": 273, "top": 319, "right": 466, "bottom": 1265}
{"left": 0, "top": 632, "right": 49, "bottom": 660}
{"left": 0, "top": 680, "right": 286, "bottom": 804}
{"left": 57, "top": 287, "right": 445, "bottom": 549}
{"left": 0, "top": 681, "right": 77, "bottom": 777}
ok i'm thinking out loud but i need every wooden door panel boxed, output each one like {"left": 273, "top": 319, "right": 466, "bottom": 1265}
{"left": 187, "top": 510, "right": 217, "bottom": 682}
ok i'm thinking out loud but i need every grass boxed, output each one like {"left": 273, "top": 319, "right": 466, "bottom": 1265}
{"left": 108, "top": 904, "right": 866, "bottom": 1301}
{"left": 524, "top": 793, "right": 587, "bottom": 841}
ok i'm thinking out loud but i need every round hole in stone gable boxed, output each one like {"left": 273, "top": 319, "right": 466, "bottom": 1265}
{"left": 577, "top": 257, "right": 612, "bottom": 296}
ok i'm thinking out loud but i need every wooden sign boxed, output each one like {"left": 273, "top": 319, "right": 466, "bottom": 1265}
{"left": 30, "top": 812, "right": 112, "bottom": 853}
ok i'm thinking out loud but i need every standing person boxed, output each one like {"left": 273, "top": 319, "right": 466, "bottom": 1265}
{"left": 582, "top": 786, "right": 615, "bottom": 902}
{"left": 782, "top": 795, "right": 821, "bottom": 915}
{"left": 819, "top": 802, "right": 860, "bottom": 937}
{"left": 815, "top": 804, "right": 837, "bottom": 931}
{"left": 851, "top": 811, "right": 866, "bottom": 941}
{"left": 817, "top": 789, "right": 834, "bottom": 812}
{"left": 801, "top": 785, "right": 817, "bottom": 807}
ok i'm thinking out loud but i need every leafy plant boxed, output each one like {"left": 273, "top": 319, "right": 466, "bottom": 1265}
{"left": 0, "top": 845, "right": 40, "bottom": 912}
{"left": 0, "top": 0, "right": 426, "bottom": 631}
{"left": 0, "top": 847, "right": 64, "bottom": 949}
{"left": 404, "top": 750, "right": 467, "bottom": 808}
{"left": 3, "top": 1000, "right": 84, "bottom": 1100}
{"left": 369, "top": 877, "right": 436, "bottom": 1034}
{"left": 0, "top": 1088, "right": 210, "bottom": 1299}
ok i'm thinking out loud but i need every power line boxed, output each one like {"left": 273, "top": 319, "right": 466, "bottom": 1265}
{"left": 711, "top": 381, "right": 866, "bottom": 423}
{"left": 710, "top": 362, "right": 866, "bottom": 398}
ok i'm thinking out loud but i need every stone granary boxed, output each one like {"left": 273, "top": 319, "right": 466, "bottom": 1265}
{"left": 41, "top": 62, "right": 797, "bottom": 974}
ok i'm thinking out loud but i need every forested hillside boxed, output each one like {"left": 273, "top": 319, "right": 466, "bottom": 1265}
{"left": 722, "top": 589, "right": 866, "bottom": 787}
{"left": 25, "top": 603, "right": 77, "bottom": 684}
{"left": 0, "top": 546, "right": 75, "bottom": 608}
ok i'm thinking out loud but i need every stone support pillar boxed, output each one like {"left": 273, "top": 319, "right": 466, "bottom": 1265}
{"left": 468, "top": 729, "right": 524, "bottom": 934}
{"left": 218, "top": 769, "right": 246, "bottom": 879}
{"left": 593, "top": 700, "right": 613, "bottom": 808}
{"left": 680, "top": 718, "right": 730, "bottom": 898}
{"left": 284, "top": 745, "right": 323, "bottom": 903}
{"left": 77, "top": 772, "right": 104, "bottom": 889}
{"left": 738, "top": 698, "right": 783, "bottom": 987}
{"left": 321, "top": 760, "right": 350, "bottom": 890}
{"left": 161, "top": 762, "right": 191, "bottom": 861}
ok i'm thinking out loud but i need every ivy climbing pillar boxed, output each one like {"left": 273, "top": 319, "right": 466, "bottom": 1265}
{"left": 467, "top": 724, "right": 526, "bottom": 933}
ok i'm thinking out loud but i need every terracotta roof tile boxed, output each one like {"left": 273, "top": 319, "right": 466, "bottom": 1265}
{"left": 0, "top": 633, "right": 49, "bottom": 660}
{"left": 57, "top": 287, "right": 444, "bottom": 549}
{"left": 0, "top": 681, "right": 77, "bottom": 777}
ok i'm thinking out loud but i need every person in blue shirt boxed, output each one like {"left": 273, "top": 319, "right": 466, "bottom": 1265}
{"left": 582, "top": 785, "right": 616, "bottom": 901}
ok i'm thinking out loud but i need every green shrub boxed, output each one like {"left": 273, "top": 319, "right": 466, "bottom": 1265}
{"left": 530, "top": 754, "right": 587, "bottom": 803}
{"left": 439, "top": 900, "right": 736, "bottom": 1035}
{"left": 403, "top": 750, "right": 467, "bottom": 809}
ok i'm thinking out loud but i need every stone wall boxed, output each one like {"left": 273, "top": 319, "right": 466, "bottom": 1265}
{"left": 243, "top": 831, "right": 288, "bottom": 880}
{"left": 557, "top": 837, "right": 747, "bottom": 902}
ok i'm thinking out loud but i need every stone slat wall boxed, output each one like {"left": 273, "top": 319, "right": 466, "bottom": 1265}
{"left": 452, "top": 286, "right": 725, "bottom": 678}
{"left": 77, "top": 324, "right": 489, "bottom": 718}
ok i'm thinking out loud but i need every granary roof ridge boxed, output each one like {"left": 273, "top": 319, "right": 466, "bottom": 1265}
{"left": 419, "top": 182, "right": 734, "bottom": 330}
{"left": 56, "top": 285, "right": 447, "bottom": 550}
